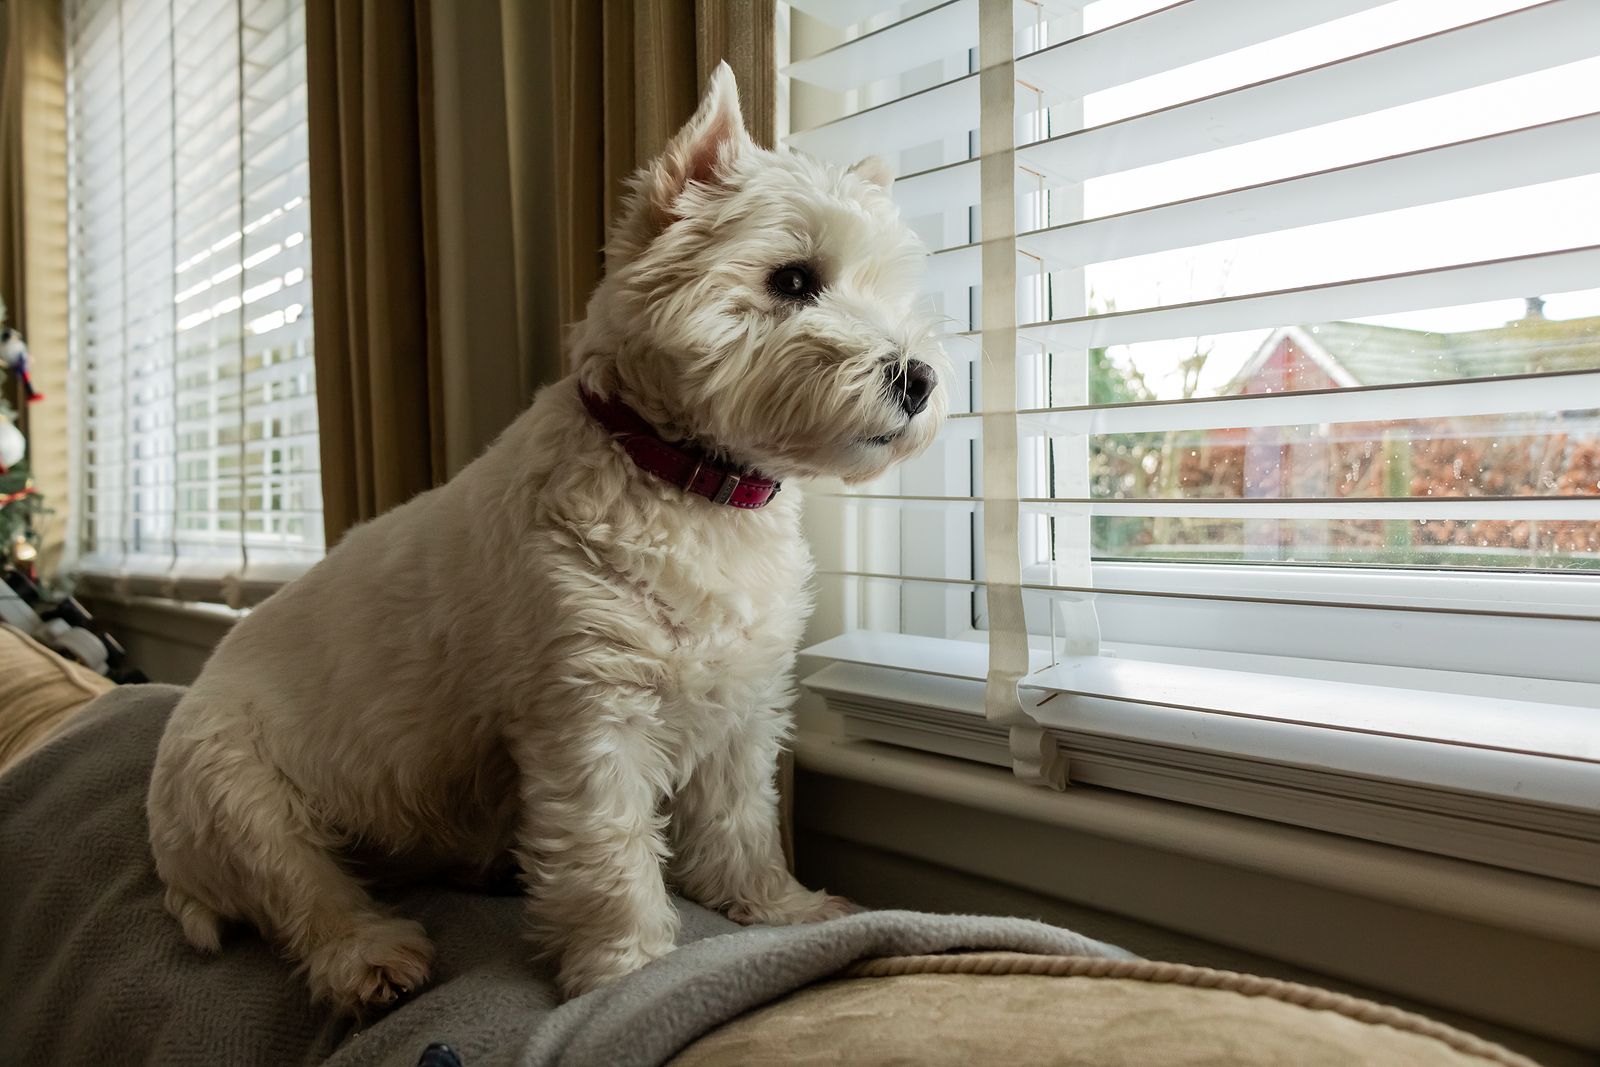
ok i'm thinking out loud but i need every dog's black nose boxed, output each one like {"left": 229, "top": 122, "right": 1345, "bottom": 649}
{"left": 885, "top": 359, "right": 936, "bottom": 417}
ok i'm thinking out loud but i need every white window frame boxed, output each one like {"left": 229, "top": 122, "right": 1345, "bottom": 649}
{"left": 63, "top": 0, "right": 321, "bottom": 609}
{"left": 783, "top": 0, "right": 1600, "bottom": 886}
{"left": 793, "top": 0, "right": 1600, "bottom": 675}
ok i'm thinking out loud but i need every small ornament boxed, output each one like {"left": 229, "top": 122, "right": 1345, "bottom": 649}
{"left": 9, "top": 530, "right": 38, "bottom": 581}
{"left": 0, "top": 327, "right": 42, "bottom": 402}
{"left": 0, "top": 410, "right": 23, "bottom": 471}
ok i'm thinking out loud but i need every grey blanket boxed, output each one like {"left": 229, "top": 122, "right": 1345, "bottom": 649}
{"left": 0, "top": 685, "right": 1132, "bottom": 1067}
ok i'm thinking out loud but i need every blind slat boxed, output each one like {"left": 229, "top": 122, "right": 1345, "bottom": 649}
{"left": 813, "top": 571, "right": 1600, "bottom": 624}
{"left": 1013, "top": 246, "right": 1600, "bottom": 350}
{"left": 785, "top": 0, "right": 1080, "bottom": 92}
{"left": 784, "top": 0, "right": 974, "bottom": 91}
{"left": 981, "top": 368, "right": 1600, "bottom": 436}
{"left": 926, "top": 112, "right": 1600, "bottom": 286}
{"left": 789, "top": 2, "right": 1599, "bottom": 171}
{"left": 1025, "top": 0, "right": 1598, "bottom": 183}
{"left": 1015, "top": 0, "right": 1390, "bottom": 107}
{"left": 788, "top": 74, "right": 976, "bottom": 162}
{"left": 785, "top": 0, "right": 906, "bottom": 29}
{"left": 887, "top": 155, "right": 979, "bottom": 220}
{"left": 824, "top": 492, "right": 1600, "bottom": 521}
{"left": 1029, "top": 499, "right": 1600, "bottom": 520}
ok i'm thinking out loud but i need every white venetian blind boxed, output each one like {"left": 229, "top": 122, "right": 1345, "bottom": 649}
{"left": 67, "top": 0, "right": 320, "bottom": 606}
{"left": 785, "top": 0, "right": 1600, "bottom": 842}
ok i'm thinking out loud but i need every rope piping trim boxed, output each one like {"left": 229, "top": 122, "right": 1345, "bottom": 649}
{"left": 835, "top": 953, "right": 1537, "bottom": 1067}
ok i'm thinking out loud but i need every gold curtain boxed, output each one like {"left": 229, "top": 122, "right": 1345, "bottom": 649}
{"left": 549, "top": 0, "right": 776, "bottom": 328}
{"left": 305, "top": 0, "right": 444, "bottom": 546}
{"left": 307, "top": 0, "right": 775, "bottom": 545}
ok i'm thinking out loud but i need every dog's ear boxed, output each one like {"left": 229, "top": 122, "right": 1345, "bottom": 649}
{"left": 850, "top": 155, "right": 895, "bottom": 193}
{"left": 608, "top": 62, "right": 753, "bottom": 270}
{"left": 659, "top": 61, "right": 752, "bottom": 197}
{"left": 607, "top": 62, "right": 753, "bottom": 269}
{"left": 648, "top": 68, "right": 749, "bottom": 206}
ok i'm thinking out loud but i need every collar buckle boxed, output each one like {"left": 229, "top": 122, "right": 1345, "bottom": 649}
{"left": 711, "top": 472, "right": 741, "bottom": 505}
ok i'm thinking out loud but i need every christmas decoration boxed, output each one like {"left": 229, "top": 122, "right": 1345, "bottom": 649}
{"left": 0, "top": 298, "right": 144, "bottom": 682}
{"left": 0, "top": 409, "right": 24, "bottom": 471}
{"left": 0, "top": 295, "right": 43, "bottom": 566}
{"left": 0, "top": 324, "right": 43, "bottom": 402}
{"left": 0, "top": 400, "right": 42, "bottom": 566}
{"left": 0, "top": 567, "right": 145, "bottom": 682}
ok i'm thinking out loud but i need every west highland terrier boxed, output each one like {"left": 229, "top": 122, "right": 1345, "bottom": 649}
{"left": 147, "top": 62, "right": 948, "bottom": 1011}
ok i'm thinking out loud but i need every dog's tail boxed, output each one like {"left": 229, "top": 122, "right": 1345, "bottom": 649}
{"left": 163, "top": 885, "right": 224, "bottom": 953}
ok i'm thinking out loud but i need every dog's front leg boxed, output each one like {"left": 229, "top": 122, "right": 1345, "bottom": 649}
{"left": 511, "top": 686, "right": 678, "bottom": 998}
{"left": 669, "top": 711, "right": 852, "bottom": 926}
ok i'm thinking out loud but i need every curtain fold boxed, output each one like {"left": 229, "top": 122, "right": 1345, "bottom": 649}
{"left": 549, "top": 0, "right": 776, "bottom": 328}
{"left": 428, "top": 0, "right": 546, "bottom": 478}
{"left": 308, "top": 0, "right": 776, "bottom": 546}
{"left": 305, "top": 0, "right": 443, "bottom": 546}
{"left": 0, "top": 0, "right": 67, "bottom": 577}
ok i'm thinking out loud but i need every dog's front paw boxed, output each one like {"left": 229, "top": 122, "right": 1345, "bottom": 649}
{"left": 305, "top": 916, "right": 434, "bottom": 1015}
{"left": 557, "top": 937, "right": 675, "bottom": 999}
{"left": 726, "top": 886, "right": 860, "bottom": 926}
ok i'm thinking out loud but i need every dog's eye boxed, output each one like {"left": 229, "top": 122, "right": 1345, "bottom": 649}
{"left": 768, "top": 265, "right": 820, "bottom": 303}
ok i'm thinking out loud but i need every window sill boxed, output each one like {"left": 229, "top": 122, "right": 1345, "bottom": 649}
{"left": 799, "top": 645, "right": 1600, "bottom": 886}
{"left": 72, "top": 561, "right": 312, "bottom": 610}
{"left": 72, "top": 595, "right": 239, "bottom": 685}
{"left": 73, "top": 592, "right": 241, "bottom": 631}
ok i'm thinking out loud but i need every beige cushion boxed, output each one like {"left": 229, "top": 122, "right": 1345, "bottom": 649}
{"left": 0, "top": 622, "right": 115, "bottom": 775}
{"left": 671, "top": 953, "right": 1534, "bottom": 1067}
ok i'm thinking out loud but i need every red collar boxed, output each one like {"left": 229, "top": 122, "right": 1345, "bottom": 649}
{"left": 581, "top": 389, "right": 781, "bottom": 510}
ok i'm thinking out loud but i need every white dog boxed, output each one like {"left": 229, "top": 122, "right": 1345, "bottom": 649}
{"left": 146, "top": 62, "right": 947, "bottom": 1012}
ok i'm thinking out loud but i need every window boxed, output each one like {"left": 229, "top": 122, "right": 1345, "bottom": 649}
{"left": 783, "top": 0, "right": 1600, "bottom": 883}
{"left": 66, "top": 0, "right": 319, "bottom": 605}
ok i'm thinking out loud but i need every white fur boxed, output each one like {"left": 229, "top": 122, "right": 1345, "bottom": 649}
{"left": 146, "top": 63, "right": 947, "bottom": 1012}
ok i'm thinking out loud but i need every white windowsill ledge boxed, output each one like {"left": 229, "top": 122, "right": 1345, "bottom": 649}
{"left": 802, "top": 630, "right": 1600, "bottom": 804}
{"left": 798, "top": 646, "right": 1600, "bottom": 886}
{"left": 73, "top": 562, "right": 310, "bottom": 610}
